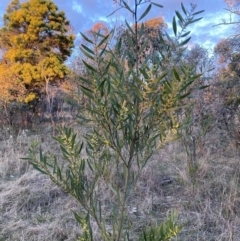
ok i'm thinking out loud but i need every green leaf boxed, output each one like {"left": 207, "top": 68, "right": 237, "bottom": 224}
{"left": 151, "top": 2, "right": 163, "bottom": 8}
{"left": 98, "top": 200, "right": 102, "bottom": 223}
{"left": 139, "top": 68, "right": 150, "bottom": 79}
{"left": 102, "top": 62, "right": 111, "bottom": 77}
{"left": 81, "top": 44, "right": 95, "bottom": 55}
{"left": 116, "top": 38, "right": 122, "bottom": 53}
{"left": 138, "top": 4, "right": 152, "bottom": 21}
{"left": 127, "top": 51, "right": 135, "bottom": 65}
{"left": 97, "top": 34, "right": 109, "bottom": 48}
{"left": 193, "top": 10, "right": 205, "bottom": 16}
{"left": 80, "top": 32, "right": 93, "bottom": 44}
{"left": 173, "top": 68, "right": 181, "bottom": 81}
{"left": 165, "top": 32, "right": 174, "bottom": 44}
{"left": 158, "top": 33, "right": 167, "bottom": 48}
{"left": 189, "top": 73, "right": 202, "bottom": 81}
{"left": 207, "top": 67, "right": 215, "bottom": 72}
{"left": 196, "top": 84, "right": 210, "bottom": 90}
{"left": 39, "top": 146, "right": 43, "bottom": 161}
{"left": 156, "top": 72, "right": 167, "bottom": 82}
{"left": 180, "top": 31, "right": 191, "bottom": 38}
{"left": 57, "top": 167, "right": 62, "bottom": 181}
{"left": 80, "top": 159, "right": 85, "bottom": 172}
{"left": 188, "top": 17, "right": 203, "bottom": 24}
{"left": 107, "top": 78, "right": 111, "bottom": 95}
{"left": 178, "top": 36, "right": 191, "bottom": 47}
{"left": 33, "top": 165, "right": 49, "bottom": 175}
{"left": 79, "top": 76, "right": 92, "bottom": 85}
{"left": 125, "top": 20, "right": 134, "bottom": 35}
{"left": 72, "top": 211, "right": 83, "bottom": 224}
{"left": 179, "top": 78, "right": 196, "bottom": 92}
{"left": 99, "top": 45, "right": 107, "bottom": 58}
{"left": 107, "top": 7, "right": 122, "bottom": 17}
{"left": 172, "top": 16, "right": 177, "bottom": 36}
{"left": 138, "top": 38, "right": 149, "bottom": 55}
{"left": 163, "top": 80, "right": 172, "bottom": 94}
{"left": 181, "top": 2, "right": 187, "bottom": 15}
{"left": 60, "top": 145, "right": 70, "bottom": 156}
{"left": 177, "top": 92, "right": 190, "bottom": 99}
{"left": 80, "top": 85, "right": 94, "bottom": 99}
{"left": 98, "top": 78, "right": 106, "bottom": 97}
{"left": 139, "top": 23, "right": 145, "bottom": 38}
{"left": 175, "top": 11, "right": 184, "bottom": 23}
{"left": 122, "top": 0, "right": 134, "bottom": 13}
{"left": 80, "top": 48, "right": 94, "bottom": 60}
{"left": 82, "top": 60, "right": 97, "bottom": 72}
{"left": 87, "top": 159, "right": 94, "bottom": 172}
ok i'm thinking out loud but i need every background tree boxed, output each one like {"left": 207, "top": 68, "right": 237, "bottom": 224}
{"left": 0, "top": 61, "right": 26, "bottom": 126}
{"left": 185, "top": 44, "right": 214, "bottom": 74}
{"left": 214, "top": 38, "right": 240, "bottom": 64}
{"left": 211, "top": 0, "right": 240, "bottom": 142}
{"left": 214, "top": 38, "right": 240, "bottom": 108}
{"left": 214, "top": 0, "right": 240, "bottom": 107}
{"left": 222, "top": 0, "right": 240, "bottom": 26}
{"left": 0, "top": 0, "right": 75, "bottom": 104}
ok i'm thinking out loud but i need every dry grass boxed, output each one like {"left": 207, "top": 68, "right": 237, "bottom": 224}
{"left": 0, "top": 128, "right": 81, "bottom": 241}
{"left": 1, "top": 124, "right": 240, "bottom": 240}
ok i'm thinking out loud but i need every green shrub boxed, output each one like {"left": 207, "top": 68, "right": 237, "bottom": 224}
{"left": 25, "top": 1, "right": 204, "bottom": 240}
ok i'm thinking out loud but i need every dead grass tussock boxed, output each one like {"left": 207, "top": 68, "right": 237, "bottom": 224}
{"left": 0, "top": 130, "right": 81, "bottom": 241}
{"left": 173, "top": 145, "right": 240, "bottom": 240}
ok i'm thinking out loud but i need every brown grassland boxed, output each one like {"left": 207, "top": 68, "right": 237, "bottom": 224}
{"left": 0, "top": 112, "right": 240, "bottom": 241}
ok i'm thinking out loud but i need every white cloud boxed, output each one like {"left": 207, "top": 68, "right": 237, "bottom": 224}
{"left": 191, "top": 11, "right": 236, "bottom": 49}
{"left": 72, "top": 1, "right": 83, "bottom": 14}
{"left": 165, "top": 10, "right": 237, "bottom": 51}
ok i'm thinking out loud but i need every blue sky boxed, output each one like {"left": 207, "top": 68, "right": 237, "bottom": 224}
{"left": 0, "top": 0, "right": 237, "bottom": 54}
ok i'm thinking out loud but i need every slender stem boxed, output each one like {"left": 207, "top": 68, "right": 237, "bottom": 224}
{"left": 134, "top": 0, "right": 139, "bottom": 75}
{"left": 115, "top": 164, "right": 130, "bottom": 241}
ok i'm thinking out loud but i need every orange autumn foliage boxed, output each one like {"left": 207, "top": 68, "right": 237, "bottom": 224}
{"left": 92, "top": 22, "right": 109, "bottom": 35}
{"left": 144, "top": 17, "right": 167, "bottom": 29}
{"left": 0, "top": 62, "right": 26, "bottom": 104}
{"left": 132, "top": 17, "right": 167, "bottom": 30}
{"left": 0, "top": 0, "right": 75, "bottom": 103}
